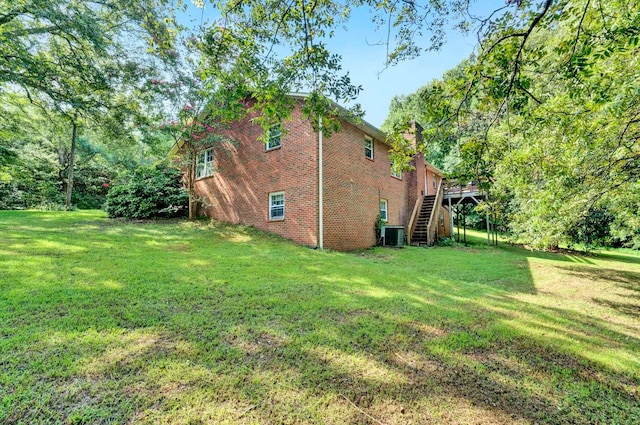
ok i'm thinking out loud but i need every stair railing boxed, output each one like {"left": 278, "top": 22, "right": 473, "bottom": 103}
{"left": 426, "top": 180, "right": 444, "bottom": 245}
{"left": 406, "top": 195, "right": 423, "bottom": 245}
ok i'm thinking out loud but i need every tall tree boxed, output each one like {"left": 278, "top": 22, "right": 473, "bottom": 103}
{"left": 0, "top": 0, "right": 181, "bottom": 209}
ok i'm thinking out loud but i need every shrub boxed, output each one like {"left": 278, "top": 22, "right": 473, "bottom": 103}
{"left": 374, "top": 214, "right": 385, "bottom": 245}
{"left": 567, "top": 207, "right": 618, "bottom": 250}
{"left": 104, "top": 163, "right": 188, "bottom": 219}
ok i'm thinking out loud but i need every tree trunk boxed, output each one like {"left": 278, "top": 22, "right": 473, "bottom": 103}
{"left": 456, "top": 205, "right": 460, "bottom": 242}
{"left": 463, "top": 204, "right": 467, "bottom": 245}
{"left": 189, "top": 196, "right": 197, "bottom": 220}
{"left": 188, "top": 152, "right": 197, "bottom": 220}
{"left": 65, "top": 121, "right": 77, "bottom": 210}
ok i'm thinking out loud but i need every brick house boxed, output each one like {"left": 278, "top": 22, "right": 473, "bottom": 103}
{"left": 172, "top": 94, "right": 450, "bottom": 251}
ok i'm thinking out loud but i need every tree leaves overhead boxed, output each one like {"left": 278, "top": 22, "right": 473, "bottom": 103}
{"left": 383, "top": 0, "right": 640, "bottom": 249}
{"left": 0, "top": 0, "right": 180, "bottom": 109}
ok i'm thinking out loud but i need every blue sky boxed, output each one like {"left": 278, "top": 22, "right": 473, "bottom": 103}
{"left": 180, "top": 1, "right": 506, "bottom": 128}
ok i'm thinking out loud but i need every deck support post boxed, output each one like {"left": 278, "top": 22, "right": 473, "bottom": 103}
{"left": 449, "top": 197, "right": 453, "bottom": 238}
{"left": 486, "top": 213, "right": 490, "bottom": 246}
{"left": 462, "top": 205, "right": 467, "bottom": 245}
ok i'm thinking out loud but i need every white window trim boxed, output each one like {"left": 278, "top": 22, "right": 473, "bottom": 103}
{"left": 196, "top": 148, "right": 214, "bottom": 179}
{"left": 266, "top": 124, "right": 282, "bottom": 151}
{"left": 365, "top": 136, "right": 374, "bottom": 160}
{"left": 269, "top": 191, "right": 285, "bottom": 221}
{"left": 379, "top": 199, "right": 388, "bottom": 222}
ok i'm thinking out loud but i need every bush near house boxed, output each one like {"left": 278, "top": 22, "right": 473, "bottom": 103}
{"left": 104, "top": 163, "right": 188, "bottom": 219}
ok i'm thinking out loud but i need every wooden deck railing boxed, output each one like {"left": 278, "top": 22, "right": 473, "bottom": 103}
{"left": 443, "top": 180, "right": 479, "bottom": 196}
{"left": 406, "top": 196, "right": 423, "bottom": 245}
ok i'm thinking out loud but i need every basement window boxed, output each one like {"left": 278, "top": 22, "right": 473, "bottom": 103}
{"left": 379, "top": 199, "right": 388, "bottom": 222}
{"left": 365, "top": 137, "right": 373, "bottom": 159}
{"left": 196, "top": 148, "right": 214, "bottom": 179}
{"left": 266, "top": 124, "right": 282, "bottom": 150}
{"left": 269, "top": 192, "right": 285, "bottom": 220}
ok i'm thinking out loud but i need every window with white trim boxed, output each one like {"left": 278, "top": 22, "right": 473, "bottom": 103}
{"left": 269, "top": 191, "right": 285, "bottom": 220}
{"left": 266, "top": 124, "right": 282, "bottom": 150}
{"left": 196, "top": 148, "right": 214, "bottom": 179}
{"left": 433, "top": 175, "right": 437, "bottom": 188}
{"left": 365, "top": 137, "right": 373, "bottom": 159}
{"left": 390, "top": 160, "right": 402, "bottom": 179}
{"left": 379, "top": 199, "right": 388, "bottom": 222}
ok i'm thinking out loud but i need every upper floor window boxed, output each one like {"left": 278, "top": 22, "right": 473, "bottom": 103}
{"left": 266, "top": 124, "right": 282, "bottom": 150}
{"left": 269, "top": 191, "right": 285, "bottom": 220}
{"left": 390, "top": 161, "right": 402, "bottom": 179}
{"left": 196, "top": 148, "right": 214, "bottom": 179}
{"left": 365, "top": 137, "right": 373, "bottom": 159}
{"left": 379, "top": 199, "right": 388, "bottom": 222}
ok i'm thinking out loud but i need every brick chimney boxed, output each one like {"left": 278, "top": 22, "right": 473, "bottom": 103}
{"left": 402, "top": 121, "right": 423, "bottom": 151}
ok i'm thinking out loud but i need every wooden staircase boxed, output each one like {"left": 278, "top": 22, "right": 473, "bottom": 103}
{"left": 411, "top": 195, "right": 436, "bottom": 245}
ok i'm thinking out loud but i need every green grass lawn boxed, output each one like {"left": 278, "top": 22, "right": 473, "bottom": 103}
{"left": 1, "top": 210, "right": 638, "bottom": 424}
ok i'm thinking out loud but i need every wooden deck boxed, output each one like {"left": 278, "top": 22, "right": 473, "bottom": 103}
{"left": 443, "top": 181, "right": 485, "bottom": 203}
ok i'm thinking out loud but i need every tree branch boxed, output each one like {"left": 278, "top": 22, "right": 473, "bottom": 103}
{"left": 487, "top": 0, "right": 554, "bottom": 130}
{"left": 0, "top": 9, "right": 26, "bottom": 26}
{"left": 566, "top": 0, "right": 591, "bottom": 65}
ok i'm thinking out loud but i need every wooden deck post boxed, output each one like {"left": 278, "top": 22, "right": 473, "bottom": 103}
{"left": 449, "top": 197, "right": 453, "bottom": 238}
{"left": 486, "top": 213, "right": 490, "bottom": 246}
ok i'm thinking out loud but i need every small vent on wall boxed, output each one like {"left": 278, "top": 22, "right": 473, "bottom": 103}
{"left": 381, "top": 226, "right": 405, "bottom": 247}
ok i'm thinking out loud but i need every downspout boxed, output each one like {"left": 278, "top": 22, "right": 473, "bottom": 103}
{"left": 318, "top": 116, "right": 324, "bottom": 249}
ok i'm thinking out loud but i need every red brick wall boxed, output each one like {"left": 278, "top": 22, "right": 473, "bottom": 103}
{"left": 191, "top": 102, "right": 439, "bottom": 251}
{"left": 194, "top": 105, "right": 320, "bottom": 247}
{"left": 322, "top": 120, "right": 407, "bottom": 251}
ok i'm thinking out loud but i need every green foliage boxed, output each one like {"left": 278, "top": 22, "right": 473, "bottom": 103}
{"left": 104, "top": 163, "right": 188, "bottom": 219}
{"left": 0, "top": 0, "right": 180, "bottom": 107}
{"left": 0, "top": 139, "right": 63, "bottom": 209}
{"left": 383, "top": 1, "right": 640, "bottom": 250}
{"left": 70, "top": 161, "right": 112, "bottom": 209}
{"left": 567, "top": 208, "right": 618, "bottom": 250}
{"left": 374, "top": 213, "right": 385, "bottom": 245}
{"left": 436, "top": 236, "right": 454, "bottom": 247}
{"left": 0, "top": 0, "right": 182, "bottom": 210}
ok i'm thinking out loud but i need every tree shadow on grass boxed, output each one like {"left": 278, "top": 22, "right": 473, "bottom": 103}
{"left": 553, "top": 265, "right": 640, "bottom": 318}
{"left": 69, "top": 287, "right": 638, "bottom": 424}
{"left": 595, "top": 251, "right": 640, "bottom": 266}
{"left": 2, "top": 213, "right": 639, "bottom": 424}
{"left": 592, "top": 298, "right": 640, "bottom": 318}
{"left": 555, "top": 265, "right": 640, "bottom": 287}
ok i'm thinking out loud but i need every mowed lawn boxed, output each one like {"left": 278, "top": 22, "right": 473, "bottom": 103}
{"left": 1, "top": 211, "right": 638, "bottom": 425}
